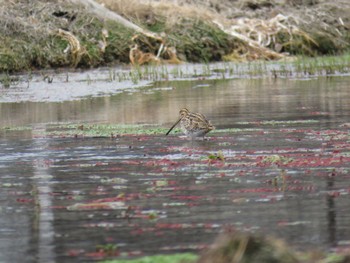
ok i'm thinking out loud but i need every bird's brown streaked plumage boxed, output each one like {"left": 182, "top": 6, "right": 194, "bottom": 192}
{"left": 166, "top": 108, "right": 215, "bottom": 138}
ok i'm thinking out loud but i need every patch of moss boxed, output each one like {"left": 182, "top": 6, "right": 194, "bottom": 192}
{"left": 169, "top": 19, "right": 236, "bottom": 62}
{"left": 103, "top": 21, "right": 135, "bottom": 64}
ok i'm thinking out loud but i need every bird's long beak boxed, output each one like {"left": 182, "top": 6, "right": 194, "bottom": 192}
{"left": 166, "top": 117, "right": 182, "bottom": 135}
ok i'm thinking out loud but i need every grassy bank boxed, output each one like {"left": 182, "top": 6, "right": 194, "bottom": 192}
{"left": 0, "top": 0, "right": 235, "bottom": 72}
{"left": 0, "top": 0, "right": 350, "bottom": 73}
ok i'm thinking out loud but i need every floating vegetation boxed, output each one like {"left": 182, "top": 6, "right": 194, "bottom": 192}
{"left": 1, "top": 125, "right": 32, "bottom": 131}
{"left": 101, "top": 253, "right": 198, "bottom": 263}
{"left": 96, "top": 244, "right": 119, "bottom": 257}
{"left": 261, "top": 155, "right": 294, "bottom": 166}
{"left": 40, "top": 123, "right": 179, "bottom": 137}
{"left": 207, "top": 151, "right": 225, "bottom": 161}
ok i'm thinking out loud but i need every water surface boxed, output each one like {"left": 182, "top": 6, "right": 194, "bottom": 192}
{"left": 0, "top": 73, "right": 350, "bottom": 262}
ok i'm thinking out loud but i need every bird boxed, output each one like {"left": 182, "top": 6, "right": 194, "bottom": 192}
{"left": 166, "top": 108, "right": 215, "bottom": 139}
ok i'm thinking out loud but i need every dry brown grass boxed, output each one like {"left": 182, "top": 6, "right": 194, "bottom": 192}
{"left": 197, "top": 231, "right": 301, "bottom": 263}
{"left": 196, "top": 230, "right": 350, "bottom": 263}
{"left": 99, "top": 0, "right": 350, "bottom": 61}
{"left": 57, "top": 29, "right": 85, "bottom": 67}
{"left": 99, "top": 0, "right": 219, "bottom": 28}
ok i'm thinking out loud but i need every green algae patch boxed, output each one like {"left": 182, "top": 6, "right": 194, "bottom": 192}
{"left": 0, "top": 123, "right": 182, "bottom": 138}
{"left": 100, "top": 253, "right": 198, "bottom": 263}
{"left": 1, "top": 126, "right": 33, "bottom": 131}
{"left": 43, "top": 123, "right": 181, "bottom": 137}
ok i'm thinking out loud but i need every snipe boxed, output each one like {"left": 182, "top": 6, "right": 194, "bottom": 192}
{"left": 166, "top": 108, "right": 215, "bottom": 139}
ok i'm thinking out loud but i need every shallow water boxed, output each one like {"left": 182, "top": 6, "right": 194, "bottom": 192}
{"left": 0, "top": 71, "right": 350, "bottom": 262}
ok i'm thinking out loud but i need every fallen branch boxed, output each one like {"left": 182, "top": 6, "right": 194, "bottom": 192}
{"left": 70, "top": 0, "right": 163, "bottom": 41}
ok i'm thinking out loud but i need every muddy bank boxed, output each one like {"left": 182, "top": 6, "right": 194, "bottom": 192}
{"left": 0, "top": 0, "right": 349, "bottom": 73}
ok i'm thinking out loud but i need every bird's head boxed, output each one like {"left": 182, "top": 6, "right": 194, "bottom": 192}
{"left": 179, "top": 108, "right": 189, "bottom": 117}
